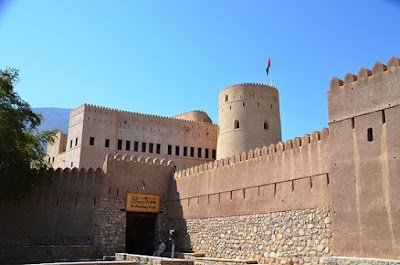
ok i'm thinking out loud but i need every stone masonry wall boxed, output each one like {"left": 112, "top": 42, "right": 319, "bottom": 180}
{"left": 93, "top": 198, "right": 126, "bottom": 257}
{"left": 168, "top": 207, "right": 332, "bottom": 264}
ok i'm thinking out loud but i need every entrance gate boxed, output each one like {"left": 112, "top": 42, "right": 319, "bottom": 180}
{"left": 124, "top": 192, "right": 160, "bottom": 255}
{"left": 125, "top": 212, "right": 157, "bottom": 255}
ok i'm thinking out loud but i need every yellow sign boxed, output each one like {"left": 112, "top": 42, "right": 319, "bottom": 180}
{"left": 125, "top": 192, "right": 160, "bottom": 213}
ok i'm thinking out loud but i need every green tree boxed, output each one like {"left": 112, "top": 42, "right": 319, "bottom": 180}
{"left": 0, "top": 68, "right": 56, "bottom": 201}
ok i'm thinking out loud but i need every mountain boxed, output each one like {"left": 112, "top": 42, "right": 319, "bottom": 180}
{"left": 33, "top": 108, "right": 71, "bottom": 133}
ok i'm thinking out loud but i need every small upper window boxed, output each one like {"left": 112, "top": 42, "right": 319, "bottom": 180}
{"left": 234, "top": 120, "right": 239, "bottom": 129}
{"left": 225, "top": 95, "right": 228, "bottom": 102}
{"left": 249, "top": 92, "right": 254, "bottom": 98}
{"left": 89, "top": 137, "right": 95, "bottom": 146}
{"left": 117, "top": 139, "right": 122, "bottom": 150}
{"left": 264, "top": 121, "right": 269, "bottom": 130}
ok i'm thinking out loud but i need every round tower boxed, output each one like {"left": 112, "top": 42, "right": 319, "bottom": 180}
{"left": 216, "top": 83, "right": 281, "bottom": 160}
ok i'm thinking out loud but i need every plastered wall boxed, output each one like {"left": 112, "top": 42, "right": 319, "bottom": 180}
{"left": 328, "top": 57, "right": 400, "bottom": 260}
{"left": 167, "top": 128, "right": 331, "bottom": 219}
{"left": 0, "top": 155, "right": 175, "bottom": 262}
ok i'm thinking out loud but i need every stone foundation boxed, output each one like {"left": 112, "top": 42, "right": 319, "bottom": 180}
{"left": 322, "top": 256, "right": 400, "bottom": 265}
{"left": 168, "top": 207, "right": 332, "bottom": 264}
{"left": 93, "top": 198, "right": 126, "bottom": 256}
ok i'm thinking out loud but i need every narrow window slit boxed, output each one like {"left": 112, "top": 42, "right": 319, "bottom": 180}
{"left": 367, "top": 128, "right": 373, "bottom": 142}
{"left": 382, "top": 110, "right": 386, "bottom": 124}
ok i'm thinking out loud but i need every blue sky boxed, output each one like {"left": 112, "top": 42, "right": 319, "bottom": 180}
{"left": 0, "top": 1, "right": 399, "bottom": 141}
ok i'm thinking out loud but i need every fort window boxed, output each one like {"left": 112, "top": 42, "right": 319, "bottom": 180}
{"left": 183, "top": 146, "right": 188, "bottom": 157}
{"left": 198, "top": 148, "right": 202, "bottom": 158}
{"left": 212, "top": 149, "right": 216, "bottom": 159}
{"left": 156, "top": 144, "right": 161, "bottom": 154}
{"left": 141, "top": 142, "right": 146, "bottom": 152}
{"left": 149, "top": 143, "right": 154, "bottom": 153}
{"left": 257, "top": 102, "right": 260, "bottom": 107}
{"left": 126, "top": 140, "right": 131, "bottom": 151}
{"left": 89, "top": 137, "right": 95, "bottom": 146}
{"left": 367, "top": 128, "right": 373, "bottom": 142}
{"left": 274, "top": 95, "right": 277, "bottom": 102}
{"left": 234, "top": 120, "right": 239, "bottom": 129}
{"left": 48, "top": 157, "right": 51, "bottom": 163}
{"left": 75, "top": 137, "right": 78, "bottom": 146}
{"left": 134, "top": 141, "right": 139, "bottom": 152}
{"left": 382, "top": 110, "right": 386, "bottom": 124}
{"left": 249, "top": 92, "right": 254, "bottom": 98}
{"left": 205, "top": 148, "right": 209, "bottom": 158}
{"left": 225, "top": 95, "right": 228, "bottom": 102}
{"left": 351, "top": 118, "right": 355, "bottom": 129}
{"left": 190, "top": 147, "right": 194, "bottom": 157}
{"left": 70, "top": 162, "right": 73, "bottom": 167}
{"left": 70, "top": 140, "right": 72, "bottom": 148}
{"left": 230, "top": 105, "right": 231, "bottom": 110}
{"left": 175, "top": 146, "right": 180, "bottom": 156}
{"left": 243, "top": 102, "right": 245, "bottom": 107}
{"left": 52, "top": 157, "right": 54, "bottom": 163}
{"left": 264, "top": 121, "right": 269, "bottom": 130}
{"left": 117, "top": 139, "right": 122, "bottom": 150}
{"left": 270, "top": 104, "right": 273, "bottom": 109}
{"left": 105, "top": 139, "right": 110, "bottom": 148}
{"left": 167, "top": 145, "right": 172, "bottom": 155}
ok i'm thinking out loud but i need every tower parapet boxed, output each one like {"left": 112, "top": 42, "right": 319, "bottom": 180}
{"left": 216, "top": 83, "right": 281, "bottom": 160}
{"left": 328, "top": 56, "right": 400, "bottom": 123}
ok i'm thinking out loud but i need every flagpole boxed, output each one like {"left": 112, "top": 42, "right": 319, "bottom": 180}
{"left": 270, "top": 71, "right": 272, "bottom": 86}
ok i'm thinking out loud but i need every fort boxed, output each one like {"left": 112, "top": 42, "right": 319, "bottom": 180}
{"left": 0, "top": 56, "right": 399, "bottom": 264}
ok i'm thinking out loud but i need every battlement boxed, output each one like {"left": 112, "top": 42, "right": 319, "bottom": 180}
{"left": 80, "top": 103, "right": 217, "bottom": 126}
{"left": 102, "top": 153, "right": 175, "bottom": 175}
{"left": 220, "top": 82, "right": 278, "bottom": 94}
{"left": 55, "top": 166, "right": 103, "bottom": 175}
{"left": 328, "top": 56, "right": 400, "bottom": 123}
{"left": 174, "top": 128, "right": 329, "bottom": 179}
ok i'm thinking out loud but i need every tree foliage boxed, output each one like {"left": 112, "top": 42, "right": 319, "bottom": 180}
{"left": 0, "top": 68, "right": 56, "bottom": 201}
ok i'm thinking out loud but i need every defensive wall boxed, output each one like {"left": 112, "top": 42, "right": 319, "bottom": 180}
{"left": 0, "top": 155, "right": 175, "bottom": 263}
{"left": 165, "top": 129, "right": 332, "bottom": 264}
{"left": 328, "top": 57, "right": 400, "bottom": 260}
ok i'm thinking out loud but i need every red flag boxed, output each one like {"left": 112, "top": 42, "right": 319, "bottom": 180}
{"left": 266, "top": 57, "right": 271, "bottom": 75}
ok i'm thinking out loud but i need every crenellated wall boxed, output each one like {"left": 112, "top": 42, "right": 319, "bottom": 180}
{"left": 102, "top": 152, "right": 175, "bottom": 200}
{"left": 0, "top": 154, "right": 175, "bottom": 262}
{"left": 167, "top": 128, "right": 330, "bottom": 220}
{"left": 328, "top": 56, "right": 400, "bottom": 260}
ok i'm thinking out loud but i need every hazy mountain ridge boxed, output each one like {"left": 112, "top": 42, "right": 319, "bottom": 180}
{"left": 33, "top": 108, "right": 71, "bottom": 133}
